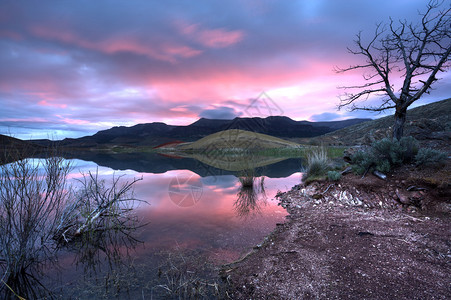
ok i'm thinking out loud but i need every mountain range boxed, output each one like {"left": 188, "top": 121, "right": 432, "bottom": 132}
{"left": 31, "top": 116, "right": 371, "bottom": 148}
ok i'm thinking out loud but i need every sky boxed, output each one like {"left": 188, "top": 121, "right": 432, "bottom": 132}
{"left": 1, "top": 0, "right": 450, "bottom": 140}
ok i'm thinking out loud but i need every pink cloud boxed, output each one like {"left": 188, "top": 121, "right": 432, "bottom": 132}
{"left": 177, "top": 21, "right": 244, "bottom": 48}
{"left": 30, "top": 25, "right": 202, "bottom": 63}
{"left": 147, "top": 58, "right": 336, "bottom": 105}
{"left": 164, "top": 44, "right": 202, "bottom": 58}
{"left": 197, "top": 28, "right": 244, "bottom": 48}
{"left": 38, "top": 100, "right": 67, "bottom": 108}
{"left": 0, "top": 29, "right": 23, "bottom": 40}
{"left": 0, "top": 117, "right": 48, "bottom": 123}
{"left": 56, "top": 116, "right": 90, "bottom": 125}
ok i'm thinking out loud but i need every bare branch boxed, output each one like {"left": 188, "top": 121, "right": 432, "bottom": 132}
{"left": 336, "top": 1, "right": 450, "bottom": 139}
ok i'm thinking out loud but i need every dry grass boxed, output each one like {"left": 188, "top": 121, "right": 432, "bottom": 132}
{"left": 302, "top": 147, "right": 331, "bottom": 182}
{"left": 0, "top": 152, "right": 143, "bottom": 299}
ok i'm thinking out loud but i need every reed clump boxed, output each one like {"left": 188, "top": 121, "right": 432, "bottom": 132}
{"left": 0, "top": 150, "right": 142, "bottom": 299}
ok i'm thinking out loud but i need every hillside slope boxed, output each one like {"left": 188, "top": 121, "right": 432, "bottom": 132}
{"left": 179, "top": 129, "right": 299, "bottom": 150}
{"left": 0, "top": 134, "right": 42, "bottom": 163}
{"left": 304, "top": 98, "right": 451, "bottom": 150}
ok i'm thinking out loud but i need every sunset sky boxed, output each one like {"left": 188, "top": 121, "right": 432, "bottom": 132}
{"left": 1, "top": 0, "right": 450, "bottom": 139}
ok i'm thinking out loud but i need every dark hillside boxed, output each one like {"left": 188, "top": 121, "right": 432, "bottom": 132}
{"left": 0, "top": 135, "right": 42, "bottom": 164}
{"left": 304, "top": 98, "right": 451, "bottom": 152}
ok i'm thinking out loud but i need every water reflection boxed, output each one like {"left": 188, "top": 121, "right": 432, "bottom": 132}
{"left": 51, "top": 222, "right": 143, "bottom": 299}
{"left": 235, "top": 176, "right": 267, "bottom": 218}
{"left": 61, "top": 151, "right": 302, "bottom": 178}
{"left": 0, "top": 157, "right": 145, "bottom": 299}
{"left": 1, "top": 194, "right": 142, "bottom": 299}
{"left": 1, "top": 155, "right": 302, "bottom": 299}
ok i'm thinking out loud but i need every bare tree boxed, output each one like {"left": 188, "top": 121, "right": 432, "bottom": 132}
{"left": 336, "top": 1, "right": 450, "bottom": 140}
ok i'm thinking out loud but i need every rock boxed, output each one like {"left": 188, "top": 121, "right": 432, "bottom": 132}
{"left": 341, "top": 166, "right": 353, "bottom": 175}
{"left": 406, "top": 186, "right": 427, "bottom": 192}
{"left": 343, "top": 146, "right": 370, "bottom": 163}
{"left": 396, "top": 189, "right": 410, "bottom": 205}
{"left": 409, "top": 191, "right": 423, "bottom": 200}
{"left": 373, "top": 170, "right": 387, "bottom": 180}
{"left": 312, "top": 193, "right": 323, "bottom": 200}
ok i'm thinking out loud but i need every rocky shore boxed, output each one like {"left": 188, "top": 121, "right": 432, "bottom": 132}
{"left": 223, "top": 161, "right": 451, "bottom": 299}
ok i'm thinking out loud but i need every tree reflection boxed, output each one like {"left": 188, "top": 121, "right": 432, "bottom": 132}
{"left": 54, "top": 219, "right": 144, "bottom": 299}
{"left": 1, "top": 213, "right": 143, "bottom": 300}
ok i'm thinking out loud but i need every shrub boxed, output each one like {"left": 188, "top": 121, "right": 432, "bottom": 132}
{"left": 0, "top": 155, "right": 142, "bottom": 299}
{"left": 372, "top": 138, "right": 404, "bottom": 166}
{"left": 0, "top": 156, "right": 73, "bottom": 298}
{"left": 375, "top": 159, "right": 391, "bottom": 173}
{"left": 415, "top": 148, "right": 447, "bottom": 166}
{"left": 350, "top": 136, "right": 421, "bottom": 174}
{"left": 399, "top": 136, "right": 419, "bottom": 162}
{"left": 350, "top": 150, "right": 376, "bottom": 175}
{"left": 327, "top": 170, "right": 341, "bottom": 181}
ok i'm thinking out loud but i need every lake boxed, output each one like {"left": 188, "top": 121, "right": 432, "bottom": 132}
{"left": 3, "top": 153, "right": 303, "bottom": 299}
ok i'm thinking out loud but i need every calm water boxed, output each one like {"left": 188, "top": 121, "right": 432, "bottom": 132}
{"left": 10, "top": 154, "right": 303, "bottom": 298}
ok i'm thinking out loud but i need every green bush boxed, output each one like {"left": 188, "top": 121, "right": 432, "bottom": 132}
{"left": 351, "top": 150, "right": 376, "bottom": 175}
{"left": 399, "top": 136, "right": 419, "bottom": 162}
{"left": 372, "top": 138, "right": 404, "bottom": 166}
{"left": 350, "top": 136, "right": 421, "bottom": 174}
{"left": 375, "top": 159, "right": 391, "bottom": 173}
{"left": 327, "top": 170, "right": 341, "bottom": 181}
{"left": 415, "top": 148, "right": 447, "bottom": 166}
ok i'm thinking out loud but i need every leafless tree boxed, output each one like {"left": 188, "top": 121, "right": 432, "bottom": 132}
{"left": 336, "top": 1, "right": 450, "bottom": 140}
{"left": 0, "top": 156, "right": 73, "bottom": 299}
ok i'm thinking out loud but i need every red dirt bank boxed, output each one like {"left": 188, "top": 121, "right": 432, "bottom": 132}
{"left": 223, "top": 161, "right": 451, "bottom": 299}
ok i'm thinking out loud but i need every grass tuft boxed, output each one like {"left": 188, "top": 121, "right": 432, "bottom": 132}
{"left": 302, "top": 147, "right": 331, "bottom": 182}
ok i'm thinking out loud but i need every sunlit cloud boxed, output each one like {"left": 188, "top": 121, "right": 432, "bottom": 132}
{"left": 31, "top": 25, "right": 203, "bottom": 63}
{"left": 177, "top": 21, "right": 245, "bottom": 48}
{"left": 0, "top": 0, "right": 448, "bottom": 139}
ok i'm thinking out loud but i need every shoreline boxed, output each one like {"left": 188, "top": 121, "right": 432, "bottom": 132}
{"left": 222, "top": 162, "right": 451, "bottom": 299}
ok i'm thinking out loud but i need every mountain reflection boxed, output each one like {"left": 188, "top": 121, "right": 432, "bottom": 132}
{"left": 61, "top": 151, "right": 302, "bottom": 178}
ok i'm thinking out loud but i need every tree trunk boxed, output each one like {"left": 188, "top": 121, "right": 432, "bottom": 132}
{"left": 392, "top": 108, "right": 406, "bottom": 140}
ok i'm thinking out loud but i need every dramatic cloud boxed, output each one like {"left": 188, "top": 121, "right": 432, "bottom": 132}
{"left": 0, "top": 0, "right": 448, "bottom": 139}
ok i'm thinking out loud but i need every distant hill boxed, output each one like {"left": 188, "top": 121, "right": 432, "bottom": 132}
{"left": 0, "top": 135, "right": 42, "bottom": 163}
{"left": 180, "top": 129, "right": 300, "bottom": 150}
{"left": 177, "top": 129, "right": 300, "bottom": 171}
{"left": 30, "top": 116, "right": 370, "bottom": 148}
{"left": 304, "top": 98, "right": 451, "bottom": 151}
